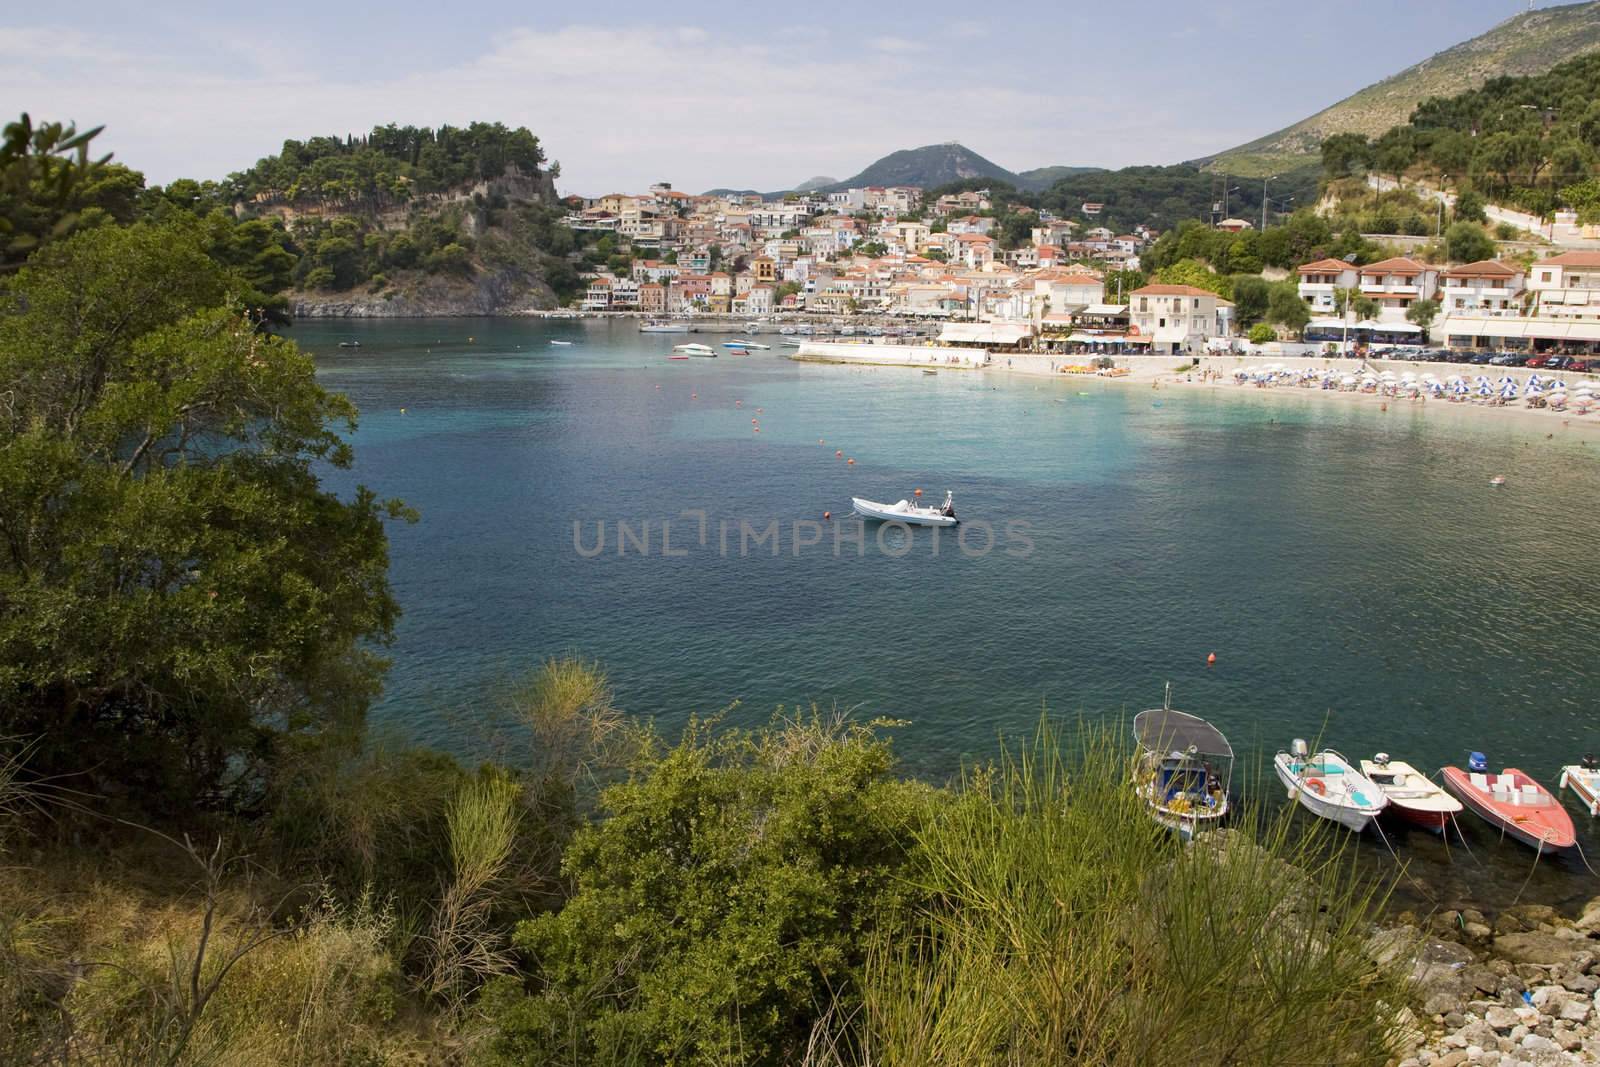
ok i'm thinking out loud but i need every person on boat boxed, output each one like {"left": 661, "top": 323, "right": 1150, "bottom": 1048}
{"left": 939, "top": 493, "right": 955, "bottom": 518}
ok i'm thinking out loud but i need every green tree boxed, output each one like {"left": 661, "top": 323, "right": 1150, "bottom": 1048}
{"left": 1247, "top": 322, "right": 1277, "bottom": 345}
{"left": 0, "top": 113, "right": 113, "bottom": 267}
{"left": 1267, "top": 281, "right": 1311, "bottom": 333}
{"left": 1229, "top": 275, "right": 1271, "bottom": 325}
{"left": 1444, "top": 221, "right": 1495, "bottom": 263}
{"left": 489, "top": 713, "right": 923, "bottom": 1066}
{"left": 0, "top": 222, "right": 410, "bottom": 808}
{"left": 1452, "top": 190, "right": 1487, "bottom": 224}
{"left": 1320, "top": 133, "right": 1372, "bottom": 179}
{"left": 1333, "top": 286, "right": 1379, "bottom": 322}
{"left": 1405, "top": 298, "right": 1440, "bottom": 342}
{"left": 1153, "top": 258, "right": 1229, "bottom": 298}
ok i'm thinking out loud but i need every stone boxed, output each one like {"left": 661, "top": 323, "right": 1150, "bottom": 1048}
{"left": 1494, "top": 933, "right": 1583, "bottom": 967}
{"left": 1426, "top": 991, "right": 1463, "bottom": 1015}
{"left": 1557, "top": 996, "right": 1589, "bottom": 1023}
{"left": 1465, "top": 922, "right": 1493, "bottom": 941}
{"left": 1509, "top": 1024, "right": 1529, "bottom": 1042}
{"left": 1486, "top": 1006, "right": 1520, "bottom": 1030}
{"left": 1518, "top": 1033, "right": 1559, "bottom": 1055}
{"left": 1563, "top": 972, "right": 1597, "bottom": 994}
{"left": 1444, "top": 1010, "right": 1467, "bottom": 1028}
{"left": 1435, "top": 1052, "right": 1467, "bottom": 1067}
{"left": 1555, "top": 1027, "right": 1584, "bottom": 1052}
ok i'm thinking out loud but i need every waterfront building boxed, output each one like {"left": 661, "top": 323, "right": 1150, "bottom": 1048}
{"left": 1128, "top": 283, "right": 1227, "bottom": 354}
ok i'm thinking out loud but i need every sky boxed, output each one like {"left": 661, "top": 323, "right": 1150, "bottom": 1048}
{"left": 1, "top": 1, "right": 1576, "bottom": 195}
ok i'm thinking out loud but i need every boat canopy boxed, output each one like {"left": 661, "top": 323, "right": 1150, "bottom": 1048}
{"left": 1134, "top": 708, "right": 1233, "bottom": 759}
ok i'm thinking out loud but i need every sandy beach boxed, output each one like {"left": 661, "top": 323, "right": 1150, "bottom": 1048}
{"left": 989, "top": 353, "right": 1600, "bottom": 441}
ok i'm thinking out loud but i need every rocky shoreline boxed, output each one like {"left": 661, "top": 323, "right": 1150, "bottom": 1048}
{"left": 289, "top": 266, "right": 556, "bottom": 318}
{"left": 1387, "top": 900, "right": 1600, "bottom": 1065}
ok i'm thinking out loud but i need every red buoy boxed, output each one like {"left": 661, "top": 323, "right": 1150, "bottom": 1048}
{"left": 835, "top": 450, "right": 843, "bottom": 458}
{"left": 823, "top": 511, "right": 831, "bottom": 520}
{"left": 1207, "top": 652, "right": 1217, "bottom": 665}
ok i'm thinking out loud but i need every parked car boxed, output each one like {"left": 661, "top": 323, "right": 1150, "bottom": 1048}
{"left": 1469, "top": 351, "right": 1494, "bottom": 364}
{"left": 1526, "top": 355, "right": 1546, "bottom": 368}
{"left": 1546, "top": 355, "right": 1572, "bottom": 370}
{"left": 1568, "top": 360, "right": 1590, "bottom": 373}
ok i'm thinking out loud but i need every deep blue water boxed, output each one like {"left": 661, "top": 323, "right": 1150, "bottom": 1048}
{"left": 301, "top": 316, "right": 1600, "bottom": 908}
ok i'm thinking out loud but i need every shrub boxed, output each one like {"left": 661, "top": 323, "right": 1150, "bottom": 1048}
{"left": 488, "top": 711, "right": 925, "bottom": 1066}
{"left": 1248, "top": 323, "right": 1277, "bottom": 345}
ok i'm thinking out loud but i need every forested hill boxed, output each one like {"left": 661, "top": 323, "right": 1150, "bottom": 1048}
{"left": 215, "top": 122, "right": 583, "bottom": 315}
{"left": 1321, "top": 51, "right": 1600, "bottom": 222}
{"left": 1200, "top": 0, "right": 1600, "bottom": 177}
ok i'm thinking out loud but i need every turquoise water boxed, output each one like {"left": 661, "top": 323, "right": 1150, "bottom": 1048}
{"left": 303, "top": 317, "right": 1600, "bottom": 906}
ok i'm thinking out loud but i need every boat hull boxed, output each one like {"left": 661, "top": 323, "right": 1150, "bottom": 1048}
{"left": 1442, "top": 767, "right": 1576, "bottom": 854}
{"left": 850, "top": 498, "right": 957, "bottom": 527}
{"left": 1385, "top": 803, "right": 1451, "bottom": 833}
{"left": 1273, "top": 755, "right": 1382, "bottom": 832}
{"left": 1560, "top": 767, "right": 1600, "bottom": 817}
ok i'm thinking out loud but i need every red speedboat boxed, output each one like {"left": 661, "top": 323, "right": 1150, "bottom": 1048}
{"left": 1441, "top": 759, "right": 1575, "bottom": 854}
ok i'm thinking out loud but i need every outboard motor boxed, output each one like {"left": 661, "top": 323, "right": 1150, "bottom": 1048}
{"left": 1583, "top": 754, "right": 1599, "bottom": 771}
{"left": 1468, "top": 751, "right": 1488, "bottom": 773}
{"left": 1372, "top": 752, "right": 1391, "bottom": 767}
{"left": 1290, "top": 738, "right": 1309, "bottom": 761}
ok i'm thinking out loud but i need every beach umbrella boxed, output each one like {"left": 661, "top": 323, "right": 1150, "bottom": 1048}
{"left": 1454, "top": 382, "right": 1470, "bottom": 396}
{"left": 1551, "top": 380, "right": 1567, "bottom": 391}
{"left": 1477, "top": 381, "right": 1492, "bottom": 397}
{"left": 1528, "top": 374, "right": 1543, "bottom": 388}
{"left": 1501, "top": 382, "right": 1518, "bottom": 399}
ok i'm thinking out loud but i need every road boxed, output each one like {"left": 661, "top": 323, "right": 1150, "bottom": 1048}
{"left": 1365, "top": 176, "right": 1600, "bottom": 250}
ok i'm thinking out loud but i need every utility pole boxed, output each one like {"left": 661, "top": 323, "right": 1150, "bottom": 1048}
{"left": 1262, "top": 175, "right": 1276, "bottom": 232}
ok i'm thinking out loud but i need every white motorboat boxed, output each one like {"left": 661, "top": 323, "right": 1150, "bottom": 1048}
{"left": 640, "top": 321, "right": 689, "bottom": 333}
{"left": 548, "top": 339, "right": 574, "bottom": 346}
{"left": 1359, "top": 754, "right": 1462, "bottom": 832}
{"left": 673, "top": 343, "right": 717, "bottom": 357}
{"left": 1133, "top": 686, "right": 1232, "bottom": 839}
{"left": 1274, "top": 740, "right": 1387, "bottom": 832}
{"left": 1560, "top": 757, "right": 1600, "bottom": 816}
{"left": 851, "top": 491, "right": 958, "bottom": 527}
{"left": 723, "top": 339, "right": 771, "bottom": 350}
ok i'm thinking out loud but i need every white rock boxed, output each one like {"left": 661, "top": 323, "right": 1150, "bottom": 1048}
{"left": 1557, "top": 997, "right": 1589, "bottom": 1023}
{"left": 1485, "top": 1006, "right": 1520, "bottom": 1030}
{"left": 1519, "top": 1033, "right": 1559, "bottom": 1055}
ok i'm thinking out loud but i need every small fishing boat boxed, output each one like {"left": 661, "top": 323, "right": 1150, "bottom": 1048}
{"left": 851, "top": 491, "right": 958, "bottom": 527}
{"left": 1274, "top": 740, "right": 1387, "bottom": 832}
{"left": 1132, "top": 686, "right": 1232, "bottom": 838}
{"left": 673, "top": 343, "right": 717, "bottom": 358}
{"left": 1559, "top": 757, "right": 1600, "bottom": 816}
{"left": 549, "top": 340, "right": 574, "bottom": 346}
{"left": 922, "top": 369, "right": 937, "bottom": 376}
{"left": 1442, "top": 754, "right": 1575, "bottom": 853}
{"left": 338, "top": 340, "right": 362, "bottom": 348}
{"left": 1490, "top": 475, "right": 1506, "bottom": 487}
{"left": 1359, "top": 753, "right": 1462, "bottom": 832}
{"left": 723, "top": 339, "right": 771, "bottom": 351}
{"left": 640, "top": 321, "right": 689, "bottom": 333}
{"left": 666, "top": 354, "right": 689, "bottom": 361}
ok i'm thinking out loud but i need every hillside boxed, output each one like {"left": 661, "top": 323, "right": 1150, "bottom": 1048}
{"left": 1198, "top": 0, "right": 1600, "bottom": 177}
{"left": 1015, "top": 164, "right": 1103, "bottom": 189}
{"left": 825, "top": 143, "right": 1019, "bottom": 191}
{"left": 223, "top": 123, "right": 576, "bottom": 315}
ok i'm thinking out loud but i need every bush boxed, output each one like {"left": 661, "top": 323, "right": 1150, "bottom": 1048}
{"left": 1444, "top": 221, "right": 1495, "bottom": 263}
{"left": 1248, "top": 323, "right": 1277, "bottom": 345}
{"left": 488, "top": 711, "right": 926, "bottom": 1066}
{"left": 1494, "top": 222, "right": 1519, "bottom": 241}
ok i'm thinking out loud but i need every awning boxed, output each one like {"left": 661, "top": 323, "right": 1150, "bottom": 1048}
{"left": 1543, "top": 291, "right": 1569, "bottom": 305}
{"left": 1436, "top": 317, "right": 1527, "bottom": 339}
{"left": 1134, "top": 708, "right": 1232, "bottom": 759}
{"left": 938, "top": 322, "right": 1033, "bottom": 345}
{"left": 1308, "top": 317, "right": 1347, "bottom": 330}
{"left": 1372, "top": 322, "right": 1422, "bottom": 334}
{"left": 1081, "top": 303, "right": 1128, "bottom": 316}
{"left": 1561, "top": 322, "right": 1600, "bottom": 341}
{"left": 1153, "top": 326, "right": 1189, "bottom": 344}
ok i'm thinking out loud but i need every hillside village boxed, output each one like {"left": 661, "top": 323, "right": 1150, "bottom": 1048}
{"left": 560, "top": 179, "right": 1600, "bottom": 361}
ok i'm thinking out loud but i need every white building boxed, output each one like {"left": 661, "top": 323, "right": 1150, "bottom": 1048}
{"left": 1296, "top": 258, "right": 1360, "bottom": 315}
{"left": 1128, "top": 284, "right": 1224, "bottom": 354}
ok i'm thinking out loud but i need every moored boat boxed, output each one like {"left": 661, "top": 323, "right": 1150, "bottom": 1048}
{"left": 850, "top": 491, "right": 958, "bottom": 527}
{"left": 640, "top": 320, "right": 689, "bottom": 333}
{"left": 1559, "top": 756, "right": 1600, "bottom": 816}
{"left": 722, "top": 339, "right": 771, "bottom": 350}
{"left": 1274, "top": 740, "right": 1387, "bottom": 832}
{"left": 1132, "top": 686, "right": 1232, "bottom": 838}
{"left": 673, "top": 343, "right": 717, "bottom": 357}
{"left": 338, "top": 340, "right": 362, "bottom": 348}
{"left": 1359, "top": 754, "right": 1462, "bottom": 832}
{"left": 1442, "top": 754, "right": 1575, "bottom": 853}
{"left": 549, "top": 339, "right": 574, "bottom": 346}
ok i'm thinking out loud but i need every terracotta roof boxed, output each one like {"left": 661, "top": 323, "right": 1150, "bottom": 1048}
{"left": 1534, "top": 251, "right": 1600, "bottom": 268}
{"left": 1442, "top": 260, "right": 1518, "bottom": 278}
{"left": 1359, "top": 257, "right": 1430, "bottom": 274}
{"left": 1297, "top": 258, "right": 1355, "bottom": 274}
{"left": 1129, "top": 284, "right": 1218, "bottom": 297}
{"left": 955, "top": 233, "right": 996, "bottom": 243}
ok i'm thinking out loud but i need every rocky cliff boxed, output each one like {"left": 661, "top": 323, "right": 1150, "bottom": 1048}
{"left": 290, "top": 264, "right": 556, "bottom": 318}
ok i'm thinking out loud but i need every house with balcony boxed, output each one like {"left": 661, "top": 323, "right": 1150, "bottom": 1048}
{"left": 1357, "top": 257, "right": 1440, "bottom": 323}
{"left": 948, "top": 215, "right": 995, "bottom": 236}
{"left": 953, "top": 233, "right": 996, "bottom": 269}
{"left": 1438, "top": 260, "right": 1523, "bottom": 315}
{"left": 1296, "top": 258, "right": 1359, "bottom": 315}
{"left": 1528, "top": 251, "right": 1600, "bottom": 318}
{"left": 638, "top": 283, "right": 665, "bottom": 314}
{"left": 1128, "top": 284, "right": 1226, "bottom": 354}
{"left": 581, "top": 276, "right": 613, "bottom": 311}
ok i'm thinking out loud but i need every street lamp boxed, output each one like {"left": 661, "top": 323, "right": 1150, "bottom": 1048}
{"left": 1261, "top": 175, "right": 1277, "bottom": 233}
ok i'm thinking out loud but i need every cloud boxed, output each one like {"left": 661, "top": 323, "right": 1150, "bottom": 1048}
{"left": 0, "top": 21, "right": 1267, "bottom": 193}
{"left": 868, "top": 36, "right": 926, "bottom": 54}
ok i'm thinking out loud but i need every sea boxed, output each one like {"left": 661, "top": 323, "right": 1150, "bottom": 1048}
{"left": 301, "top": 316, "right": 1600, "bottom": 912}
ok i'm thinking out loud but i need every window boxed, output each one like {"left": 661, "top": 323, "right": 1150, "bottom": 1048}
{"left": 1541, "top": 272, "right": 1553, "bottom": 283}
{"left": 1193, "top": 298, "right": 1200, "bottom": 310}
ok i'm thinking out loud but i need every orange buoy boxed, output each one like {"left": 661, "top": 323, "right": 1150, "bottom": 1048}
{"left": 691, "top": 393, "right": 697, "bottom": 399}
{"left": 847, "top": 458, "right": 855, "bottom": 465}
{"left": 914, "top": 488, "right": 922, "bottom": 498}
{"left": 823, "top": 511, "right": 831, "bottom": 520}
{"left": 1206, "top": 652, "right": 1217, "bottom": 665}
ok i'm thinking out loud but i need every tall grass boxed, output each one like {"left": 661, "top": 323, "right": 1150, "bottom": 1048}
{"left": 853, "top": 718, "right": 1405, "bottom": 1067}
{"left": 424, "top": 771, "right": 523, "bottom": 1015}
